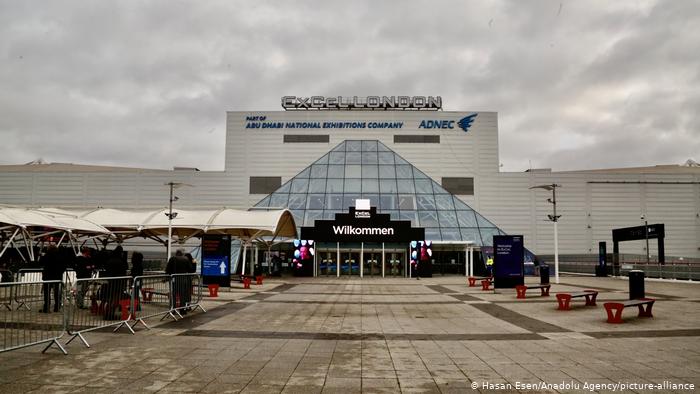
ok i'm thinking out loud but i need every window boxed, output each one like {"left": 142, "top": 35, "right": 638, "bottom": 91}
{"left": 249, "top": 177, "right": 281, "bottom": 194}
{"left": 393, "top": 135, "right": 440, "bottom": 143}
{"left": 441, "top": 177, "right": 474, "bottom": 195}
{"left": 283, "top": 134, "right": 330, "bottom": 143}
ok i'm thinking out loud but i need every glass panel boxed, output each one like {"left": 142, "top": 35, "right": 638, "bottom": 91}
{"left": 346, "top": 141, "right": 361, "bottom": 151}
{"left": 399, "top": 211, "right": 418, "bottom": 226}
{"left": 304, "top": 210, "right": 323, "bottom": 226}
{"left": 361, "top": 194, "right": 379, "bottom": 208}
{"left": 384, "top": 210, "right": 399, "bottom": 220}
{"left": 297, "top": 167, "right": 311, "bottom": 178}
{"left": 380, "top": 194, "right": 398, "bottom": 210}
{"left": 398, "top": 195, "right": 416, "bottom": 210}
{"left": 379, "top": 179, "right": 398, "bottom": 193}
{"left": 308, "top": 179, "right": 326, "bottom": 193}
{"left": 310, "top": 164, "right": 328, "bottom": 178}
{"left": 288, "top": 194, "right": 306, "bottom": 209}
{"left": 395, "top": 165, "right": 413, "bottom": 178}
{"left": 323, "top": 210, "right": 337, "bottom": 220}
{"left": 441, "top": 228, "right": 462, "bottom": 241}
{"left": 457, "top": 210, "right": 478, "bottom": 227}
{"left": 413, "top": 168, "right": 429, "bottom": 179}
{"left": 453, "top": 196, "right": 472, "bottom": 210}
{"left": 377, "top": 166, "right": 393, "bottom": 179}
{"left": 460, "top": 228, "right": 482, "bottom": 244}
{"left": 290, "top": 210, "right": 304, "bottom": 226}
{"left": 331, "top": 142, "right": 346, "bottom": 152}
{"left": 343, "top": 194, "right": 361, "bottom": 209}
{"left": 291, "top": 178, "right": 309, "bottom": 193}
{"left": 277, "top": 181, "right": 291, "bottom": 193}
{"left": 378, "top": 152, "right": 395, "bottom": 165}
{"left": 362, "top": 178, "right": 379, "bottom": 193}
{"left": 362, "top": 151, "right": 378, "bottom": 165}
{"left": 346, "top": 152, "right": 362, "bottom": 164}
{"left": 425, "top": 228, "right": 441, "bottom": 241}
{"left": 394, "top": 155, "right": 409, "bottom": 165}
{"left": 418, "top": 211, "right": 439, "bottom": 227}
{"left": 327, "top": 194, "right": 343, "bottom": 210}
{"left": 362, "top": 140, "right": 377, "bottom": 151}
{"left": 362, "top": 165, "right": 379, "bottom": 178}
{"left": 327, "top": 165, "right": 344, "bottom": 178}
{"left": 479, "top": 228, "right": 500, "bottom": 246}
{"left": 345, "top": 165, "right": 361, "bottom": 178}
{"left": 476, "top": 213, "right": 497, "bottom": 228}
{"left": 416, "top": 195, "right": 435, "bottom": 210}
{"left": 438, "top": 210, "right": 458, "bottom": 227}
{"left": 314, "top": 154, "right": 329, "bottom": 164}
{"left": 377, "top": 142, "right": 391, "bottom": 151}
{"left": 432, "top": 181, "right": 449, "bottom": 194}
{"left": 414, "top": 179, "right": 433, "bottom": 194}
{"left": 329, "top": 151, "right": 345, "bottom": 164}
{"left": 269, "top": 193, "right": 289, "bottom": 208}
{"left": 435, "top": 194, "right": 455, "bottom": 210}
{"left": 307, "top": 194, "right": 325, "bottom": 209}
{"left": 254, "top": 195, "right": 270, "bottom": 207}
{"left": 326, "top": 179, "right": 343, "bottom": 193}
{"left": 344, "top": 179, "right": 361, "bottom": 193}
{"left": 396, "top": 179, "right": 415, "bottom": 193}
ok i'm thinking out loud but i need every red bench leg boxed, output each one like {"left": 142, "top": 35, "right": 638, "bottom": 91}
{"left": 243, "top": 278, "right": 251, "bottom": 289}
{"left": 541, "top": 286, "right": 550, "bottom": 296}
{"left": 638, "top": 300, "right": 654, "bottom": 317}
{"left": 515, "top": 285, "right": 527, "bottom": 299}
{"left": 583, "top": 290, "right": 597, "bottom": 306}
{"left": 207, "top": 284, "right": 219, "bottom": 297}
{"left": 481, "top": 280, "right": 491, "bottom": 291}
{"left": 604, "top": 302, "right": 624, "bottom": 323}
{"left": 256, "top": 275, "right": 263, "bottom": 285}
{"left": 556, "top": 294, "right": 572, "bottom": 310}
{"left": 468, "top": 277, "right": 476, "bottom": 287}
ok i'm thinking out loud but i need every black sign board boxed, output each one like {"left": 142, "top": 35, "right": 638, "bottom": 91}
{"left": 300, "top": 207, "right": 424, "bottom": 243}
{"left": 201, "top": 235, "right": 231, "bottom": 287}
{"left": 493, "top": 235, "right": 525, "bottom": 288}
{"left": 612, "top": 224, "right": 664, "bottom": 242}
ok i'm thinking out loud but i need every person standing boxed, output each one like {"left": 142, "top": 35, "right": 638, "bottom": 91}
{"left": 486, "top": 255, "right": 494, "bottom": 276}
{"left": 130, "top": 251, "right": 144, "bottom": 311}
{"left": 41, "top": 245, "right": 65, "bottom": 313}
{"left": 166, "top": 250, "right": 192, "bottom": 314}
{"left": 103, "top": 246, "right": 128, "bottom": 319}
{"left": 74, "top": 247, "right": 94, "bottom": 309}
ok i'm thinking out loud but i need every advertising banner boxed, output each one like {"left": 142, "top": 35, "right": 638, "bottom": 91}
{"left": 493, "top": 235, "right": 525, "bottom": 288}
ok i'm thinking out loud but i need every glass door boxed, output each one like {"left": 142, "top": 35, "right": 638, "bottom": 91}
{"left": 386, "top": 252, "right": 404, "bottom": 277}
{"left": 363, "top": 252, "right": 381, "bottom": 276}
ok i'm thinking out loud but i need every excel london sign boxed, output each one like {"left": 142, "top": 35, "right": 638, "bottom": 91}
{"left": 282, "top": 96, "right": 442, "bottom": 110}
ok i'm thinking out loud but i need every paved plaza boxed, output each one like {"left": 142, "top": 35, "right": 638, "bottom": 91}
{"left": 1, "top": 275, "right": 699, "bottom": 393}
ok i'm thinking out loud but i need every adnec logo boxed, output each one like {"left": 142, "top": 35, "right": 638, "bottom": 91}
{"left": 418, "top": 113, "right": 478, "bottom": 132}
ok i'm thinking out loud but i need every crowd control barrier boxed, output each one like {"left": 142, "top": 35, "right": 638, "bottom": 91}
{"left": 130, "top": 274, "right": 178, "bottom": 329}
{"left": 65, "top": 276, "right": 135, "bottom": 348}
{"left": 170, "top": 273, "right": 206, "bottom": 319}
{"left": 0, "top": 280, "right": 67, "bottom": 354}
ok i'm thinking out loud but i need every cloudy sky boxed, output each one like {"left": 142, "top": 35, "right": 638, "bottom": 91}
{"left": 0, "top": 0, "right": 697, "bottom": 172}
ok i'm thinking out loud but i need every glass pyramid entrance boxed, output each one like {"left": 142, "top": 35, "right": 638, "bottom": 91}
{"left": 252, "top": 140, "right": 506, "bottom": 246}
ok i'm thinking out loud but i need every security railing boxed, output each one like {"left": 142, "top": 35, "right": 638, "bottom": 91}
{"left": 130, "top": 274, "right": 177, "bottom": 329}
{"left": 0, "top": 280, "right": 67, "bottom": 355}
{"left": 65, "top": 276, "right": 135, "bottom": 348}
{"left": 1, "top": 274, "right": 206, "bottom": 355}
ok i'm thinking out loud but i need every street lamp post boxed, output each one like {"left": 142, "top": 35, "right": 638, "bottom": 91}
{"left": 165, "top": 182, "right": 191, "bottom": 259}
{"left": 530, "top": 184, "right": 562, "bottom": 284}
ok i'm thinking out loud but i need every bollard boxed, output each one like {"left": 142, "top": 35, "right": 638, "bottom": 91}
{"left": 629, "top": 270, "right": 645, "bottom": 300}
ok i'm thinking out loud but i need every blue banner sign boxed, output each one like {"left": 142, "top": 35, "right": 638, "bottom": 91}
{"left": 202, "top": 256, "right": 229, "bottom": 276}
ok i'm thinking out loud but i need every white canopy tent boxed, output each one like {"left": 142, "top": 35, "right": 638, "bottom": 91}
{"left": 0, "top": 207, "right": 297, "bottom": 272}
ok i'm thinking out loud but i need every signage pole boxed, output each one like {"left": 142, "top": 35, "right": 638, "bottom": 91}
{"left": 360, "top": 243, "right": 364, "bottom": 278}
{"left": 554, "top": 221, "right": 559, "bottom": 284}
{"left": 336, "top": 242, "right": 340, "bottom": 278}
{"left": 382, "top": 243, "right": 385, "bottom": 278}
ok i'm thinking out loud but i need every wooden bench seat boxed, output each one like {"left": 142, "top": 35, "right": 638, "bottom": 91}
{"left": 556, "top": 290, "right": 598, "bottom": 310}
{"left": 604, "top": 298, "right": 655, "bottom": 323}
{"left": 515, "top": 284, "right": 551, "bottom": 299}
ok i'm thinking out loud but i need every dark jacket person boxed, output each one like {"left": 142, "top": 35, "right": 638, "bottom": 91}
{"left": 41, "top": 245, "right": 65, "bottom": 312}
{"left": 166, "top": 250, "right": 193, "bottom": 313}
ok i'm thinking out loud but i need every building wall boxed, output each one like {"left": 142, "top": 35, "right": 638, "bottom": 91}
{"left": 0, "top": 110, "right": 698, "bottom": 258}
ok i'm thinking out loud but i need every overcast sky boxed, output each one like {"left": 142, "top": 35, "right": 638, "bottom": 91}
{"left": 0, "top": 0, "right": 697, "bottom": 172}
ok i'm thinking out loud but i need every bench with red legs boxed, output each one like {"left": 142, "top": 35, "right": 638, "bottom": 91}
{"left": 603, "top": 298, "right": 655, "bottom": 323}
{"left": 515, "top": 284, "right": 551, "bottom": 299}
{"left": 556, "top": 289, "right": 598, "bottom": 310}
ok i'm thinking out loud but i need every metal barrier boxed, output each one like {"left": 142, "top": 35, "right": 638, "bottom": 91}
{"left": 0, "top": 280, "right": 67, "bottom": 354}
{"left": 170, "top": 273, "right": 206, "bottom": 319}
{"left": 15, "top": 269, "right": 44, "bottom": 310}
{"left": 130, "top": 274, "right": 177, "bottom": 329}
{"left": 64, "top": 276, "right": 135, "bottom": 348}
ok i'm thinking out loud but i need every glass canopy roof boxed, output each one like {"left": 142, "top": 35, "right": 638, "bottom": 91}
{"left": 253, "top": 140, "right": 506, "bottom": 245}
